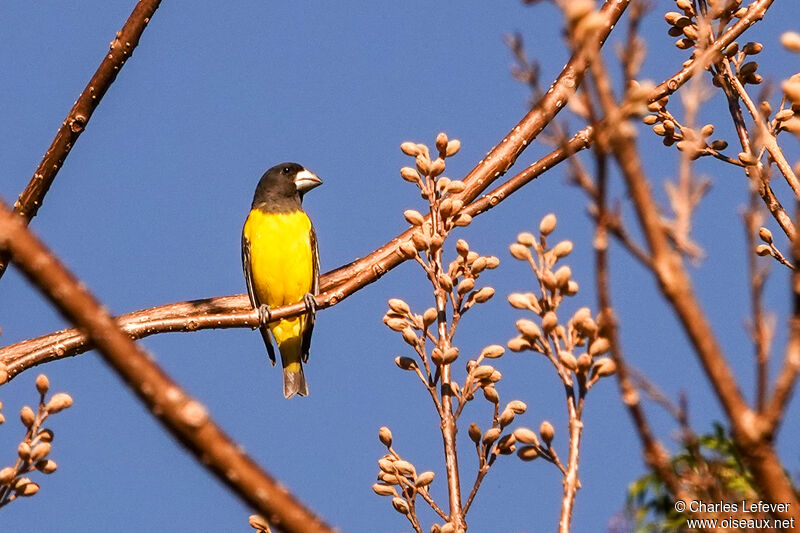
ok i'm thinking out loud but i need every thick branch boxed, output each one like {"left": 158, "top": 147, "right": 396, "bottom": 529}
{"left": 0, "top": 0, "right": 163, "bottom": 280}
{"left": 0, "top": 201, "right": 334, "bottom": 533}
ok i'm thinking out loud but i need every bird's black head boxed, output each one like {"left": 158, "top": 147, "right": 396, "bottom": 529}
{"left": 251, "top": 162, "right": 322, "bottom": 211}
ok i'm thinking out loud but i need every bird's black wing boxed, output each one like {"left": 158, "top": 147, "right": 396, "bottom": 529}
{"left": 242, "top": 231, "right": 277, "bottom": 364}
{"left": 301, "top": 224, "right": 319, "bottom": 363}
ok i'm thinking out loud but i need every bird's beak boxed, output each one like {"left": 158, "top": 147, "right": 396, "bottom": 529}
{"left": 294, "top": 169, "right": 323, "bottom": 194}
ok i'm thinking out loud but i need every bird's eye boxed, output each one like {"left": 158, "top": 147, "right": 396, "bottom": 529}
{"left": 282, "top": 166, "right": 291, "bottom": 174}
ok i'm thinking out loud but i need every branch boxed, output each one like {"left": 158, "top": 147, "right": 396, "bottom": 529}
{"left": 0, "top": 200, "right": 335, "bottom": 533}
{"left": 0, "top": 0, "right": 164, "bottom": 280}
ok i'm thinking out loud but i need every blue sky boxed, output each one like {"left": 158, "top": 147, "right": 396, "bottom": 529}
{"left": 1, "top": 1, "right": 799, "bottom": 532}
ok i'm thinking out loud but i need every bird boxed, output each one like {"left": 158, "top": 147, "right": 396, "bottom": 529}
{"left": 242, "top": 163, "right": 322, "bottom": 398}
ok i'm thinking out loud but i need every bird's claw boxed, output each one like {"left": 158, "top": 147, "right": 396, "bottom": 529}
{"left": 303, "top": 293, "right": 318, "bottom": 315}
{"left": 258, "top": 304, "right": 273, "bottom": 326}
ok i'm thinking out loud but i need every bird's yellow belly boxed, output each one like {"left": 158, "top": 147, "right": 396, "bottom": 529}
{"left": 244, "top": 209, "right": 314, "bottom": 310}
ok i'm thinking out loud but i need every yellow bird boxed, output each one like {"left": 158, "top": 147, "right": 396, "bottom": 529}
{"left": 242, "top": 163, "right": 322, "bottom": 397}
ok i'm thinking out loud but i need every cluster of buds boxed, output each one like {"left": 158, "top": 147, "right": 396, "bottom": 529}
{"left": 0, "top": 374, "right": 72, "bottom": 508}
{"left": 665, "top": 0, "right": 748, "bottom": 54}
{"left": 466, "top": 398, "right": 528, "bottom": 463}
{"left": 372, "top": 427, "right": 434, "bottom": 522}
{"left": 643, "top": 107, "right": 727, "bottom": 160}
{"left": 754, "top": 226, "right": 794, "bottom": 268}
{"left": 506, "top": 214, "right": 617, "bottom": 388}
{"left": 398, "top": 133, "right": 472, "bottom": 262}
{"left": 384, "top": 238, "right": 499, "bottom": 384}
{"left": 714, "top": 40, "right": 764, "bottom": 87}
{"left": 511, "top": 420, "right": 561, "bottom": 464}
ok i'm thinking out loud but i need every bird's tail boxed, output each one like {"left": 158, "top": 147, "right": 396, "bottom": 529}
{"left": 273, "top": 321, "right": 309, "bottom": 398}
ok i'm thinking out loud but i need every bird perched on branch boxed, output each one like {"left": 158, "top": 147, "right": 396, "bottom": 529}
{"left": 242, "top": 163, "right": 322, "bottom": 398}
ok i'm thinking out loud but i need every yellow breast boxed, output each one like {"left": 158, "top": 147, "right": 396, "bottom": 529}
{"left": 244, "top": 208, "right": 314, "bottom": 308}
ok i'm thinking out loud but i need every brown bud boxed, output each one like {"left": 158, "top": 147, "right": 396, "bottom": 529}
{"left": 456, "top": 239, "right": 469, "bottom": 256}
{"left": 516, "top": 319, "right": 542, "bottom": 341}
{"left": 415, "top": 471, "right": 435, "bottom": 487}
{"left": 483, "top": 385, "right": 499, "bottom": 403}
{"left": 395, "top": 357, "right": 416, "bottom": 371}
{"left": 392, "top": 497, "right": 410, "bottom": 515}
{"left": 482, "top": 427, "right": 501, "bottom": 446}
{"left": 676, "top": 38, "right": 694, "bottom": 50}
{"left": 507, "top": 400, "right": 527, "bottom": 414}
{"left": 517, "top": 232, "right": 536, "bottom": 246}
{"left": 17, "top": 481, "right": 39, "bottom": 497}
{"left": 782, "top": 80, "right": 800, "bottom": 105}
{"left": 742, "top": 42, "right": 763, "bottom": 55}
{"left": 401, "top": 142, "right": 420, "bottom": 156}
{"left": 468, "top": 423, "right": 481, "bottom": 443}
{"left": 539, "top": 421, "right": 555, "bottom": 447}
{"left": 759, "top": 227, "right": 773, "bottom": 244}
{"left": 385, "top": 318, "right": 407, "bottom": 332}
{"left": 441, "top": 347, "right": 459, "bottom": 364}
{"left": 517, "top": 446, "right": 540, "bottom": 461}
{"left": 30, "top": 443, "right": 51, "bottom": 463}
{"left": 473, "top": 365, "right": 495, "bottom": 380}
{"left": 499, "top": 409, "right": 515, "bottom": 428}
{"left": 643, "top": 114, "right": 658, "bottom": 125}
{"left": 378, "top": 457, "right": 395, "bottom": 473}
{"left": 20, "top": 406, "right": 35, "bottom": 428}
{"left": 400, "top": 167, "right": 421, "bottom": 183}
{"left": 452, "top": 213, "right": 472, "bottom": 226}
{"left": 484, "top": 256, "right": 500, "bottom": 269}
{"left": 508, "top": 292, "right": 533, "bottom": 310}
{"left": 709, "top": 139, "right": 728, "bottom": 150}
{"left": 404, "top": 209, "right": 425, "bottom": 226}
{"left": 593, "top": 358, "right": 617, "bottom": 377}
{"left": 513, "top": 427, "right": 540, "bottom": 445}
{"left": 372, "top": 483, "right": 396, "bottom": 497}
{"left": 18, "top": 442, "right": 31, "bottom": 461}
{"left": 552, "top": 240, "right": 573, "bottom": 259}
{"left": 394, "top": 460, "right": 415, "bottom": 476}
{"left": 472, "top": 287, "right": 495, "bottom": 303}
{"left": 446, "top": 139, "right": 461, "bottom": 157}
{"left": 457, "top": 278, "right": 475, "bottom": 295}
{"left": 781, "top": 31, "right": 800, "bottom": 53}
{"left": 402, "top": 327, "right": 418, "bottom": 346}
{"left": 470, "top": 257, "right": 487, "bottom": 275}
{"left": 36, "top": 460, "right": 57, "bottom": 474}
{"left": 481, "top": 345, "right": 505, "bottom": 359}
{"left": 438, "top": 274, "right": 453, "bottom": 291}
{"left": 422, "top": 308, "right": 437, "bottom": 328}
{"left": 589, "top": 337, "right": 611, "bottom": 356}
{"left": 776, "top": 109, "right": 794, "bottom": 122}
{"left": 399, "top": 241, "right": 417, "bottom": 259}
{"left": 416, "top": 155, "right": 430, "bottom": 175}
{"left": 559, "top": 351, "right": 578, "bottom": 371}
{"left": 554, "top": 266, "right": 572, "bottom": 287}
{"left": 539, "top": 214, "right": 557, "bottom": 235}
{"left": 38, "top": 429, "right": 54, "bottom": 443}
{"left": 435, "top": 132, "right": 449, "bottom": 152}
{"left": 541, "top": 311, "right": 558, "bottom": 333}
{"left": 379, "top": 426, "right": 393, "bottom": 447}
{"left": 738, "top": 152, "right": 758, "bottom": 166}
{"left": 509, "top": 243, "right": 531, "bottom": 261}
{"left": 755, "top": 244, "right": 772, "bottom": 256}
{"left": 0, "top": 467, "right": 15, "bottom": 484}
{"left": 445, "top": 181, "right": 466, "bottom": 196}
{"left": 35, "top": 375, "right": 50, "bottom": 396}
{"left": 497, "top": 434, "right": 516, "bottom": 454}
{"left": 507, "top": 336, "right": 532, "bottom": 352}
{"left": 577, "top": 353, "right": 592, "bottom": 373}
{"left": 431, "top": 348, "right": 444, "bottom": 365}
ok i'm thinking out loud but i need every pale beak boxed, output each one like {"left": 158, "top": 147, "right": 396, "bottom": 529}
{"left": 294, "top": 169, "right": 323, "bottom": 194}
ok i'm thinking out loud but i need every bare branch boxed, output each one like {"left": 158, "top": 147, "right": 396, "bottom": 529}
{"left": 0, "top": 0, "right": 164, "bottom": 280}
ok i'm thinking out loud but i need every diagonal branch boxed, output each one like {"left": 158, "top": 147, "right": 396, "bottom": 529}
{"left": 0, "top": 200, "right": 335, "bottom": 533}
{"left": 0, "top": 0, "right": 164, "bottom": 281}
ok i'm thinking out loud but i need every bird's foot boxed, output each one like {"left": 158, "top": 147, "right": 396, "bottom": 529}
{"left": 303, "top": 293, "right": 318, "bottom": 315}
{"left": 258, "top": 304, "right": 273, "bottom": 326}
